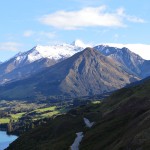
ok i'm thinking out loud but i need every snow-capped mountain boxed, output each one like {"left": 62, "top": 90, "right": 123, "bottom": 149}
{"left": 94, "top": 45, "right": 150, "bottom": 78}
{"left": 13, "top": 42, "right": 84, "bottom": 63}
{"left": 0, "top": 41, "right": 84, "bottom": 84}
{"left": 0, "top": 48, "right": 140, "bottom": 100}
{"left": 0, "top": 40, "right": 150, "bottom": 86}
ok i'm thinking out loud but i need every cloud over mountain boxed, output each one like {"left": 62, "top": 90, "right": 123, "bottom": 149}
{"left": 39, "top": 6, "right": 144, "bottom": 30}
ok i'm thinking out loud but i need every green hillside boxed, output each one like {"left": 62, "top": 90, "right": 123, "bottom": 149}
{"left": 7, "top": 78, "right": 150, "bottom": 150}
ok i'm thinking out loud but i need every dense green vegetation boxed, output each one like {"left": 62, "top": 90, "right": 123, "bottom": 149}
{"left": 6, "top": 78, "right": 150, "bottom": 150}
{"left": 0, "top": 98, "right": 95, "bottom": 135}
{"left": 0, "top": 101, "right": 45, "bottom": 124}
{"left": 0, "top": 102, "right": 68, "bottom": 135}
{"left": 6, "top": 102, "right": 101, "bottom": 150}
{"left": 0, "top": 106, "right": 60, "bottom": 123}
{"left": 0, "top": 118, "right": 10, "bottom": 124}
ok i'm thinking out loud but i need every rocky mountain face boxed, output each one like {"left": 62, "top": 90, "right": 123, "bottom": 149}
{"left": 0, "top": 42, "right": 150, "bottom": 86}
{"left": 140, "top": 60, "right": 150, "bottom": 78}
{"left": 0, "top": 48, "right": 139, "bottom": 100}
{"left": 94, "top": 45, "right": 150, "bottom": 78}
{"left": 56, "top": 47, "right": 139, "bottom": 97}
{"left": 0, "top": 43, "right": 83, "bottom": 84}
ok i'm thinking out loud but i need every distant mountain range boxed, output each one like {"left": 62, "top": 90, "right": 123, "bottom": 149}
{"left": 0, "top": 41, "right": 150, "bottom": 100}
{"left": 95, "top": 45, "right": 150, "bottom": 78}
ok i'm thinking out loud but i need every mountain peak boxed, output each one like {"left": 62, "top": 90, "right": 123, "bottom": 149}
{"left": 0, "top": 45, "right": 140, "bottom": 99}
{"left": 80, "top": 47, "right": 102, "bottom": 57}
{"left": 84, "top": 47, "right": 94, "bottom": 51}
{"left": 10, "top": 43, "right": 84, "bottom": 64}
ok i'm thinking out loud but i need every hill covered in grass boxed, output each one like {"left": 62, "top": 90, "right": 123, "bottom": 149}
{"left": 7, "top": 78, "right": 150, "bottom": 150}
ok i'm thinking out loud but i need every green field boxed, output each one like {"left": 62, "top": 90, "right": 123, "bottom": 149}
{"left": 0, "top": 105, "right": 66, "bottom": 124}
{"left": 0, "top": 118, "right": 10, "bottom": 124}
{"left": 30, "top": 106, "right": 61, "bottom": 120}
{"left": 92, "top": 101, "right": 101, "bottom": 104}
{"left": 11, "top": 112, "right": 25, "bottom": 120}
{"left": 35, "top": 106, "right": 56, "bottom": 113}
{"left": 0, "top": 112, "right": 25, "bottom": 124}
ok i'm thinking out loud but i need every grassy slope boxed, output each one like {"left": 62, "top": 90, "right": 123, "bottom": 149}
{"left": 7, "top": 103, "right": 101, "bottom": 150}
{"left": 8, "top": 115, "right": 84, "bottom": 150}
{"left": 30, "top": 106, "right": 60, "bottom": 120}
{"left": 0, "top": 113, "right": 25, "bottom": 124}
{"left": 7, "top": 79, "right": 150, "bottom": 150}
{"left": 0, "top": 118, "right": 10, "bottom": 124}
{"left": 81, "top": 79, "right": 150, "bottom": 150}
{"left": 11, "top": 113, "right": 25, "bottom": 120}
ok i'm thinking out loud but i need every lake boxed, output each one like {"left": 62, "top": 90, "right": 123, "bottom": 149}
{"left": 0, "top": 131, "right": 18, "bottom": 150}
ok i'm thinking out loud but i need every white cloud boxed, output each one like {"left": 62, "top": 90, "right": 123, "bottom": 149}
{"left": 0, "top": 42, "right": 22, "bottom": 51}
{"left": 39, "top": 6, "right": 124, "bottom": 30}
{"left": 39, "top": 6, "right": 144, "bottom": 30}
{"left": 72, "top": 39, "right": 92, "bottom": 48}
{"left": 116, "top": 8, "right": 145, "bottom": 23}
{"left": 103, "top": 43, "right": 150, "bottom": 60}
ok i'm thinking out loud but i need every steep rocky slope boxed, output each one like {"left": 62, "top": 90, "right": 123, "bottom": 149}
{"left": 95, "top": 45, "right": 150, "bottom": 78}
{"left": 0, "top": 48, "right": 139, "bottom": 100}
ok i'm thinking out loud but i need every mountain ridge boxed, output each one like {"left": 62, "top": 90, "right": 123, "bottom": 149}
{"left": 0, "top": 41, "right": 150, "bottom": 85}
{"left": 0, "top": 42, "right": 83, "bottom": 84}
{"left": 94, "top": 45, "right": 150, "bottom": 78}
{"left": 0, "top": 47, "right": 139, "bottom": 100}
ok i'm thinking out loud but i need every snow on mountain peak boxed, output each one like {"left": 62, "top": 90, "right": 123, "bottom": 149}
{"left": 13, "top": 43, "right": 84, "bottom": 63}
{"left": 34, "top": 44, "right": 83, "bottom": 60}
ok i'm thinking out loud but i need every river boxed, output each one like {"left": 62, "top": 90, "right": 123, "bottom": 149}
{"left": 0, "top": 131, "right": 18, "bottom": 150}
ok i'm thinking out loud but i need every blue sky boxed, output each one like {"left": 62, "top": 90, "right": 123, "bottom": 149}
{"left": 0, "top": 0, "right": 150, "bottom": 61}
